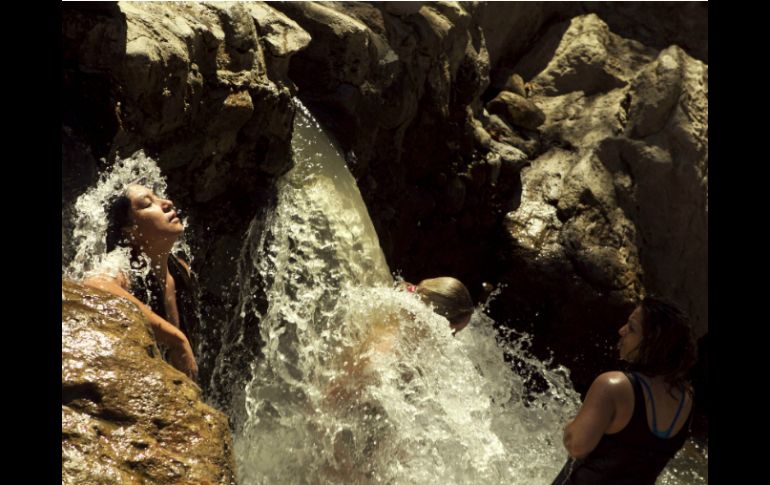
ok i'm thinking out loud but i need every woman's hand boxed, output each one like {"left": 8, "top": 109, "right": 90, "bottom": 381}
{"left": 84, "top": 275, "right": 200, "bottom": 381}
{"left": 168, "top": 335, "right": 199, "bottom": 381}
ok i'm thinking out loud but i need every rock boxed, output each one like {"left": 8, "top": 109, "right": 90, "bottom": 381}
{"left": 381, "top": 2, "right": 425, "bottom": 16}
{"left": 475, "top": 2, "right": 561, "bottom": 67}
{"left": 512, "top": 14, "right": 707, "bottom": 337}
{"left": 471, "top": 118, "right": 493, "bottom": 149}
{"left": 62, "top": 281, "right": 236, "bottom": 485}
{"left": 487, "top": 90, "right": 546, "bottom": 130}
{"left": 488, "top": 139, "right": 529, "bottom": 167}
{"left": 516, "top": 14, "right": 655, "bottom": 97}
{"left": 491, "top": 69, "right": 528, "bottom": 97}
{"left": 535, "top": 88, "right": 628, "bottom": 149}
{"left": 494, "top": 12, "right": 707, "bottom": 390}
{"left": 504, "top": 73, "right": 527, "bottom": 97}
{"left": 246, "top": 3, "right": 311, "bottom": 58}
{"left": 577, "top": 2, "right": 708, "bottom": 63}
{"left": 63, "top": 1, "right": 296, "bottom": 197}
{"left": 482, "top": 111, "right": 541, "bottom": 158}
{"left": 273, "top": 2, "right": 378, "bottom": 89}
{"left": 625, "top": 46, "right": 693, "bottom": 139}
{"left": 484, "top": 113, "right": 514, "bottom": 138}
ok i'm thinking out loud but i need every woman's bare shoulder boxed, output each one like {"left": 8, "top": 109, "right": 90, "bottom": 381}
{"left": 83, "top": 270, "right": 131, "bottom": 291}
{"left": 592, "top": 371, "right": 633, "bottom": 398}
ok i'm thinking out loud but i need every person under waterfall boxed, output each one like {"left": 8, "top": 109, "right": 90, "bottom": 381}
{"left": 327, "top": 276, "right": 474, "bottom": 398}
{"left": 84, "top": 183, "right": 199, "bottom": 380}
{"left": 401, "top": 277, "right": 474, "bottom": 334}
{"left": 321, "top": 276, "right": 474, "bottom": 479}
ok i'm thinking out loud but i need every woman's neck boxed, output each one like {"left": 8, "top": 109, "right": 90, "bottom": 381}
{"left": 148, "top": 251, "right": 170, "bottom": 282}
{"left": 133, "top": 240, "right": 175, "bottom": 282}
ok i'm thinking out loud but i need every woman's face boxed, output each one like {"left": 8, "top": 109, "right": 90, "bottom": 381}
{"left": 618, "top": 306, "right": 644, "bottom": 362}
{"left": 124, "top": 184, "right": 183, "bottom": 248}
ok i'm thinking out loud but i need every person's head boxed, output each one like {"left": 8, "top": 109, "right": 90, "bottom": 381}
{"left": 618, "top": 296, "right": 697, "bottom": 386}
{"left": 105, "top": 183, "right": 183, "bottom": 253}
{"left": 407, "top": 277, "right": 474, "bottom": 334}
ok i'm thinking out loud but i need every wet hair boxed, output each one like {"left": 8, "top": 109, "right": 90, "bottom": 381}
{"left": 416, "top": 277, "right": 474, "bottom": 326}
{"left": 105, "top": 191, "right": 132, "bottom": 252}
{"left": 627, "top": 296, "right": 697, "bottom": 390}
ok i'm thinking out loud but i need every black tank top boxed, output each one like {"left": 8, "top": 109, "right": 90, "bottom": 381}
{"left": 553, "top": 372, "right": 692, "bottom": 485}
{"left": 129, "top": 254, "right": 200, "bottom": 352}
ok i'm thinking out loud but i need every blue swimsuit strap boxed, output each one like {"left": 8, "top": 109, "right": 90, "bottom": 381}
{"left": 634, "top": 373, "right": 686, "bottom": 439}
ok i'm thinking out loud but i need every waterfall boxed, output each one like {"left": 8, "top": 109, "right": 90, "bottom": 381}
{"left": 223, "top": 101, "right": 589, "bottom": 484}
{"left": 62, "top": 102, "right": 707, "bottom": 485}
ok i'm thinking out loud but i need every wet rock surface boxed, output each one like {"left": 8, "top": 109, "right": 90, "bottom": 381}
{"left": 62, "top": 280, "right": 237, "bottom": 485}
{"left": 491, "top": 15, "right": 707, "bottom": 392}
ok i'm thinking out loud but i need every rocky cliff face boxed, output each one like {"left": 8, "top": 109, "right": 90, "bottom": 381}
{"left": 62, "top": 2, "right": 708, "bottom": 471}
{"left": 488, "top": 13, "right": 707, "bottom": 388}
{"left": 62, "top": 280, "right": 237, "bottom": 484}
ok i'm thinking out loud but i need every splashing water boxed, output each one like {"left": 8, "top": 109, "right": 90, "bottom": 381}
{"left": 63, "top": 150, "right": 193, "bottom": 296}
{"left": 224, "top": 102, "right": 661, "bottom": 484}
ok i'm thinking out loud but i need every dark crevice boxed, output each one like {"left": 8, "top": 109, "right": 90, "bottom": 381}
{"left": 96, "top": 407, "right": 138, "bottom": 425}
{"left": 62, "top": 382, "right": 103, "bottom": 406}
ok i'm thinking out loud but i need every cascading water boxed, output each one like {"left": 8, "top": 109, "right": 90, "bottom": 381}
{"left": 217, "top": 101, "right": 706, "bottom": 484}
{"left": 61, "top": 104, "right": 707, "bottom": 485}
{"left": 63, "top": 150, "right": 194, "bottom": 285}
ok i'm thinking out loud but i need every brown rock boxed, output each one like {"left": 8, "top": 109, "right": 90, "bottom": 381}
{"left": 510, "top": 15, "right": 707, "bottom": 337}
{"left": 483, "top": 114, "right": 540, "bottom": 158}
{"left": 471, "top": 119, "right": 492, "bottom": 150}
{"left": 515, "top": 14, "right": 654, "bottom": 97}
{"left": 487, "top": 90, "right": 546, "bottom": 131}
{"left": 62, "top": 281, "right": 236, "bottom": 485}
{"left": 495, "top": 12, "right": 707, "bottom": 393}
{"left": 381, "top": 2, "right": 425, "bottom": 16}
{"left": 503, "top": 73, "right": 527, "bottom": 97}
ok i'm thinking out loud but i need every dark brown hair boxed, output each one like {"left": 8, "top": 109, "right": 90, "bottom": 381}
{"left": 105, "top": 192, "right": 132, "bottom": 252}
{"left": 628, "top": 296, "right": 697, "bottom": 390}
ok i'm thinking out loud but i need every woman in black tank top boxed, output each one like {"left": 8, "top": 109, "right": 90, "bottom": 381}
{"left": 553, "top": 297, "right": 697, "bottom": 485}
{"left": 128, "top": 251, "right": 201, "bottom": 353}
{"left": 84, "top": 183, "right": 199, "bottom": 380}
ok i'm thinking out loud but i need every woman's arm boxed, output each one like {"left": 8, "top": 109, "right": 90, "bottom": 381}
{"left": 562, "top": 372, "right": 623, "bottom": 459}
{"left": 83, "top": 274, "right": 198, "bottom": 380}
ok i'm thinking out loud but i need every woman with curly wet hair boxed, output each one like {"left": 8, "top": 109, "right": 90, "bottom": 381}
{"left": 554, "top": 296, "right": 697, "bottom": 485}
{"left": 84, "top": 183, "right": 199, "bottom": 380}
